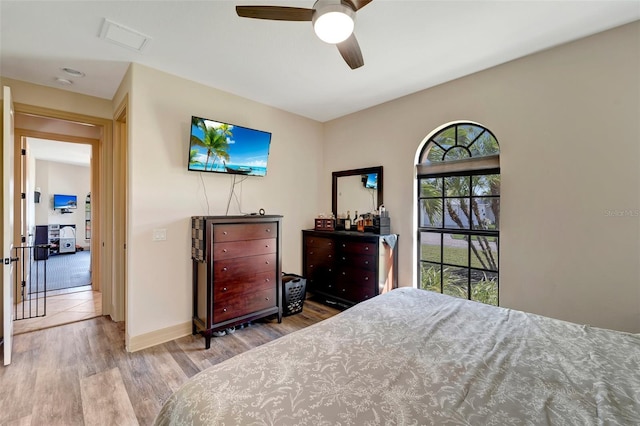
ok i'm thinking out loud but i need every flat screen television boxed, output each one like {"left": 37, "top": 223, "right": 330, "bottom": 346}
{"left": 188, "top": 116, "right": 272, "bottom": 177}
{"left": 362, "top": 173, "right": 378, "bottom": 189}
{"left": 53, "top": 194, "right": 77, "bottom": 209}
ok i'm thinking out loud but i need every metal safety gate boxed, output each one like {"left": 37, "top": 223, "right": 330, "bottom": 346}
{"left": 13, "top": 245, "right": 48, "bottom": 320}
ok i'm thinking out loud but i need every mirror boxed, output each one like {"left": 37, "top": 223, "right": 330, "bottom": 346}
{"left": 332, "top": 166, "right": 383, "bottom": 219}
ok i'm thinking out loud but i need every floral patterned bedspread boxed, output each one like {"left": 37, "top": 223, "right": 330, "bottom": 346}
{"left": 154, "top": 288, "right": 640, "bottom": 425}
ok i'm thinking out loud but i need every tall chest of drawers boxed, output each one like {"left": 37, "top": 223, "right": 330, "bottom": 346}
{"left": 192, "top": 216, "right": 282, "bottom": 348}
{"left": 302, "top": 230, "right": 398, "bottom": 308}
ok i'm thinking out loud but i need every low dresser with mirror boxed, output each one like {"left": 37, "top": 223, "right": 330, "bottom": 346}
{"left": 303, "top": 166, "right": 398, "bottom": 308}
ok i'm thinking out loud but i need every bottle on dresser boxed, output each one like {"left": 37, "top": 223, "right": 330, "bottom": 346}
{"left": 344, "top": 211, "right": 351, "bottom": 231}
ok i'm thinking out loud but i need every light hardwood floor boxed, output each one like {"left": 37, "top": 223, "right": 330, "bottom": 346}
{"left": 0, "top": 299, "right": 340, "bottom": 426}
{"left": 13, "top": 287, "right": 102, "bottom": 335}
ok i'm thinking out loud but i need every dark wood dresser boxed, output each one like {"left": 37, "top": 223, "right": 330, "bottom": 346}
{"left": 302, "top": 230, "right": 398, "bottom": 308}
{"left": 192, "top": 215, "right": 282, "bottom": 348}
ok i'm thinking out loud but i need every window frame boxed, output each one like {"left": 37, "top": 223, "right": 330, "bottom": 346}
{"left": 416, "top": 122, "right": 500, "bottom": 305}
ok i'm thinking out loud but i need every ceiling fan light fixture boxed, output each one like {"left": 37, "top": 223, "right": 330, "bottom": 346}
{"left": 313, "top": 3, "right": 355, "bottom": 44}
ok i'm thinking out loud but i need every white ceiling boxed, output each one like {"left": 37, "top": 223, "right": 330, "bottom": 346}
{"left": 1, "top": 1, "right": 639, "bottom": 122}
{"left": 28, "top": 138, "right": 92, "bottom": 167}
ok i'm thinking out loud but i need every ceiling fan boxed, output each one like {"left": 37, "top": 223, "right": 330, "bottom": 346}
{"left": 236, "top": 0, "right": 372, "bottom": 69}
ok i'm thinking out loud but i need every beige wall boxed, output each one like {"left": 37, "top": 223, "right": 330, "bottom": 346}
{"left": 1, "top": 78, "right": 112, "bottom": 119}
{"left": 323, "top": 21, "right": 640, "bottom": 333}
{"left": 126, "top": 64, "right": 324, "bottom": 339}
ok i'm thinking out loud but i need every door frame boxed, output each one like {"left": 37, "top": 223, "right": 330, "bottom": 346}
{"left": 113, "top": 96, "right": 127, "bottom": 323}
{"left": 14, "top": 129, "right": 99, "bottom": 293}
{"left": 12, "top": 103, "right": 117, "bottom": 319}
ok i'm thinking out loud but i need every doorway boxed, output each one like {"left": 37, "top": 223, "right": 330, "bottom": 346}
{"left": 13, "top": 135, "right": 100, "bottom": 334}
{"left": 10, "top": 105, "right": 118, "bottom": 333}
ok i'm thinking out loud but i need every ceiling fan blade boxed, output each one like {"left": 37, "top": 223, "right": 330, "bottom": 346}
{"left": 337, "top": 33, "right": 364, "bottom": 69}
{"left": 342, "top": 0, "right": 372, "bottom": 11}
{"left": 236, "top": 6, "right": 314, "bottom": 21}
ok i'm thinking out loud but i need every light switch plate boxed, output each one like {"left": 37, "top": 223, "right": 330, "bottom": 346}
{"left": 152, "top": 228, "right": 167, "bottom": 241}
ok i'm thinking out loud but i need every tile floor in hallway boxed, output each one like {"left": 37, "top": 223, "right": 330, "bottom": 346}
{"left": 13, "top": 285, "right": 102, "bottom": 334}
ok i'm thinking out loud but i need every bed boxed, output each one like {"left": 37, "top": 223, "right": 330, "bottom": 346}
{"left": 155, "top": 287, "right": 640, "bottom": 425}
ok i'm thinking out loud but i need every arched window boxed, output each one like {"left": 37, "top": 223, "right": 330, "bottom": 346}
{"left": 416, "top": 122, "right": 500, "bottom": 305}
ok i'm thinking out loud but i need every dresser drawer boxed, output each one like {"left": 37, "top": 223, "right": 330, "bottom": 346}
{"left": 213, "top": 270, "right": 275, "bottom": 298}
{"left": 305, "top": 236, "right": 335, "bottom": 249}
{"left": 306, "top": 248, "right": 335, "bottom": 266}
{"left": 213, "top": 223, "right": 277, "bottom": 242}
{"left": 213, "top": 254, "right": 276, "bottom": 279}
{"left": 337, "top": 253, "right": 375, "bottom": 270}
{"left": 214, "top": 238, "right": 276, "bottom": 260}
{"left": 213, "top": 287, "right": 276, "bottom": 322}
{"left": 336, "top": 266, "right": 376, "bottom": 286}
{"left": 332, "top": 275, "right": 376, "bottom": 302}
{"left": 305, "top": 267, "right": 333, "bottom": 290}
{"left": 345, "top": 283, "right": 376, "bottom": 303}
{"left": 338, "top": 241, "right": 376, "bottom": 255}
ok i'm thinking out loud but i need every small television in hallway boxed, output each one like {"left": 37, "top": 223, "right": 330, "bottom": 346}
{"left": 53, "top": 194, "right": 77, "bottom": 210}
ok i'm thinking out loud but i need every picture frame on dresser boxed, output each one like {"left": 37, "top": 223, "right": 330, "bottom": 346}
{"left": 191, "top": 215, "right": 283, "bottom": 349}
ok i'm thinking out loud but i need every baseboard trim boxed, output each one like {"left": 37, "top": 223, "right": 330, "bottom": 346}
{"left": 127, "top": 321, "right": 192, "bottom": 352}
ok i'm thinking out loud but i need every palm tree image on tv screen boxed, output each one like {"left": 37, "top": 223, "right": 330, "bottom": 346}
{"left": 188, "top": 116, "right": 271, "bottom": 177}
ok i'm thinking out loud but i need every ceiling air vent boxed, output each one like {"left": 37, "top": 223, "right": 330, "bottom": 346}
{"left": 99, "top": 18, "right": 151, "bottom": 52}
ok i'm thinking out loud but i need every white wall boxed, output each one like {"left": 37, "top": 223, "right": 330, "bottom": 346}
{"left": 126, "top": 64, "right": 324, "bottom": 339}
{"left": 34, "top": 159, "right": 91, "bottom": 247}
{"left": 323, "top": 22, "right": 640, "bottom": 333}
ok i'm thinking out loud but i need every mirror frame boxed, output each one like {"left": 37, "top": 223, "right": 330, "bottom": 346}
{"left": 332, "top": 166, "right": 383, "bottom": 218}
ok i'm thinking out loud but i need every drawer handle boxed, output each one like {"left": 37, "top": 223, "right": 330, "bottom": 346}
{"left": 265, "top": 261, "right": 270, "bottom": 265}
{"left": 342, "top": 288, "right": 346, "bottom": 292}
{"left": 328, "top": 284, "right": 332, "bottom": 288}
{"left": 364, "top": 277, "right": 369, "bottom": 281}
{"left": 222, "top": 248, "right": 227, "bottom": 253}
{"left": 342, "top": 272, "right": 346, "bottom": 276}
{"left": 365, "top": 260, "right": 369, "bottom": 265}
{"left": 328, "top": 268, "right": 332, "bottom": 272}
{"left": 342, "top": 257, "right": 346, "bottom": 261}
{"left": 223, "top": 231, "right": 228, "bottom": 235}
{"left": 223, "top": 287, "right": 227, "bottom": 291}
{"left": 365, "top": 247, "right": 369, "bottom": 251}
{"left": 265, "top": 297, "right": 270, "bottom": 301}
{"left": 310, "top": 251, "right": 314, "bottom": 255}
{"left": 266, "top": 229, "right": 271, "bottom": 233}
{"left": 310, "top": 264, "right": 314, "bottom": 268}
{"left": 328, "top": 254, "right": 332, "bottom": 258}
{"left": 265, "top": 278, "right": 270, "bottom": 282}
{"left": 223, "top": 308, "right": 227, "bottom": 312}
{"left": 342, "top": 243, "right": 346, "bottom": 248}
{"left": 222, "top": 267, "right": 228, "bottom": 272}
{"left": 328, "top": 242, "right": 332, "bottom": 246}
{"left": 265, "top": 244, "right": 269, "bottom": 248}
